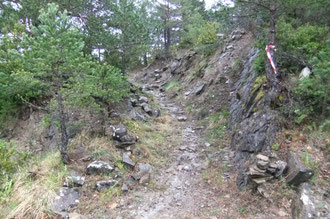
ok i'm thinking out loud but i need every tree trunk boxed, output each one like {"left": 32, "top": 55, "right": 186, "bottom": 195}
{"left": 122, "top": 47, "right": 127, "bottom": 75}
{"left": 265, "top": 4, "right": 282, "bottom": 107}
{"left": 57, "top": 92, "right": 70, "bottom": 164}
{"left": 143, "top": 52, "right": 148, "bottom": 66}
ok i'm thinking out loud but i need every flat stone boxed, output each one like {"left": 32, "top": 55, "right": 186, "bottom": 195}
{"left": 53, "top": 188, "right": 80, "bottom": 213}
{"left": 286, "top": 152, "right": 314, "bottom": 186}
{"left": 292, "top": 183, "right": 317, "bottom": 219}
{"left": 256, "top": 154, "right": 270, "bottom": 162}
{"left": 122, "top": 152, "right": 135, "bottom": 167}
{"left": 87, "top": 161, "right": 114, "bottom": 175}
{"left": 256, "top": 160, "right": 269, "bottom": 170}
{"left": 95, "top": 180, "right": 119, "bottom": 192}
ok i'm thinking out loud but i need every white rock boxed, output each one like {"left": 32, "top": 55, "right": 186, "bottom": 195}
{"left": 299, "top": 67, "right": 311, "bottom": 80}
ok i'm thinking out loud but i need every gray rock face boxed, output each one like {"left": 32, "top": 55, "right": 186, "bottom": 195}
{"left": 122, "top": 152, "right": 135, "bottom": 167}
{"left": 87, "top": 161, "right": 114, "bottom": 175}
{"left": 63, "top": 176, "right": 85, "bottom": 188}
{"left": 229, "top": 47, "right": 281, "bottom": 169}
{"left": 95, "top": 180, "right": 119, "bottom": 192}
{"left": 292, "top": 183, "right": 317, "bottom": 219}
{"left": 53, "top": 188, "right": 80, "bottom": 213}
{"left": 111, "top": 125, "right": 127, "bottom": 141}
{"left": 286, "top": 152, "right": 314, "bottom": 186}
{"left": 194, "top": 84, "right": 206, "bottom": 95}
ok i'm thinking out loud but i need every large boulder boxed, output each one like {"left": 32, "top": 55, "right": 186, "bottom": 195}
{"left": 292, "top": 183, "right": 317, "bottom": 219}
{"left": 286, "top": 152, "right": 314, "bottom": 187}
{"left": 87, "top": 161, "right": 114, "bottom": 175}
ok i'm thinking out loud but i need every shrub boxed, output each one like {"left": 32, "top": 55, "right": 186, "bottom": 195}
{"left": 0, "top": 140, "right": 16, "bottom": 177}
{"left": 293, "top": 40, "right": 330, "bottom": 120}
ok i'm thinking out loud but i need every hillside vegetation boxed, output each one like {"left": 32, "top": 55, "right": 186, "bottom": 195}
{"left": 0, "top": 0, "right": 329, "bottom": 218}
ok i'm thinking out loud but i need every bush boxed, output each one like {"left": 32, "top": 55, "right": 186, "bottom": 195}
{"left": 293, "top": 40, "right": 330, "bottom": 120}
{"left": 0, "top": 140, "right": 16, "bottom": 177}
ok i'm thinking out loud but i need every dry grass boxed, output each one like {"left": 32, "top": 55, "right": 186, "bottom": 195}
{"left": 1, "top": 151, "right": 69, "bottom": 219}
{"left": 123, "top": 114, "right": 180, "bottom": 167}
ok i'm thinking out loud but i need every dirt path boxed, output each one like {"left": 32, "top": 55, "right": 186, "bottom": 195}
{"left": 111, "top": 85, "right": 232, "bottom": 219}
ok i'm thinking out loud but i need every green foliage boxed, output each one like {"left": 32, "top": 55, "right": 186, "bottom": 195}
{"left": 277, "top": 18, "right": 328, "bottom": 63}
{"left": 293, "top": 40, "right": 330, "bottom": 119}
{"left": 196, "top": 22, "right": 219, "bottom": 45}
{"left": 272, "top": 143, "right": 279, "bottom": 151}
{"left": 0, "top": 140, "right": 15, "bottom": 177}
{"left": 253, "top": 50, "right": 266, "bottom": 75}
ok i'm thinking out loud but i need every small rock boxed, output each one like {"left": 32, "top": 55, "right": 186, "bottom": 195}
{"left": 227, "top": 45, "right": 233, "bottom": 50}
{"left": 141, "top": 103, "right": 152, "bottom": 114}
{"left": 111, "top": 125, "right": 127, "bottom": 141}
{"left": 130, "top": 98, "right": 138, "bottom": 107}
{"left": 177, "top": 116, "right": 187, "bottom": 121}
{"left": 139, "top": 174, "right": 151, "bottom": 185}
{"left": 286, "top": 152, "right": 314, "bottom": 186}
{"left": 87, "top": 161, "right": 114, "bottom": 175}
{"left": 121, "top": 183, "right": 129, "bottom": 192}
{"left": 151, "top": 109, "right": 160, "bottom": 117}
{"left": 122, "top": 152, "right": 135, "bottom": 167}
{"left": 63, "top": 176, "right": 85, "bottom": 188}
{"left": 95, "top": 180, "right": 119, "bottom": 192}
{"left": 154, "top": 69, "right": 162, "bottom": 74}
{"left": 194, "top": 84, "right": 206, "bottom": 95}
{"left": 299, "top": 67, "right": 312, "bottom": 80}
{"left": 256, "top": 154, "right": 270, "bottom": 162}
{"left": 274, "top": 160, "right": 288, "bottom": 178}
{"left": 184, "top": 91, "right": 191, "bottom": 96}
{"left": 123, "top": 177, "right": 136, "bottom": 190}
{"left": 139, "top": 96, "right": 149, "bottom": 103}
{"left": 205, "top": 142, "right": 211, "bottom": 147}
{"left": 133, "top": 163, "right": 152, "bottom": 181}
{"left": 256, "top": 160, "right": 269, "bottom": 170}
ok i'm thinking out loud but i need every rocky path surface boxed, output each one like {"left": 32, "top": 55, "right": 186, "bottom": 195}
{"left": 112, "top": 85, "right": 232, "bottom": 219}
